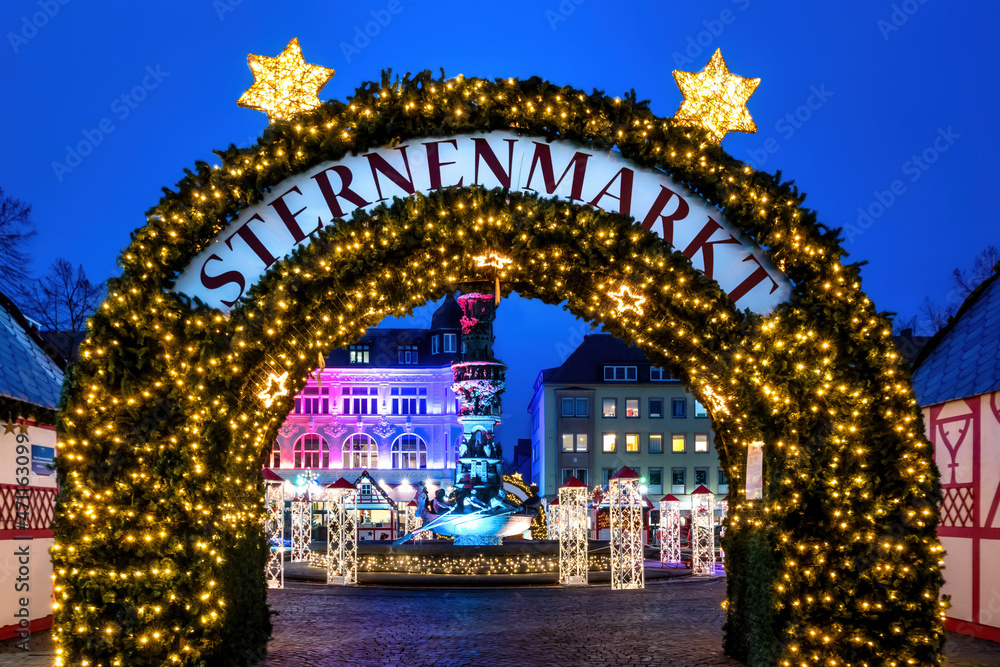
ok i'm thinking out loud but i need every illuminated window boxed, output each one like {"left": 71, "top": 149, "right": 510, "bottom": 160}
{"left": 443, "top": 333, "right": 457, "bottom": 353}
{"left": 271, "top": 441, "right": 281, "bottom": 468}
{"left": 694, "top": 401, "right": 708, "bottom": 418}
{"left": 397, "top": 344, "right": 418, "bottom": 365}
{"left": 296, "top": 386, "right": 326, "bottom": 414}
{"left": 343, "top": 386, "right": 378, "bottom": 415}
{"left": 625, "top": 398, "right": 640, "bottom": 418}
{"left": 625, "top": 433, "right": 640, "bottom": 453}
{"left": 349, "top": 344, "right": 369, "bottom": 364}
{"left": 672, "top": 434, "right": 686, "bottom": 452}
{"left": 602, "top": 433, "right": 617, "bottom": 453}
{"left": 343, "top": 434, "right": 378, "bottom": 468}
{"left": 602, "top": 398, "right": 617, "bottom": 418}
{"left": 391, "top": 387, "right": 427, "bottom": 415}
{"left": 561, "top": 433, "right": 588, "bottom": 452}
{"left": 671, "top": 398, "right": 687, "bottom": 418}
{"left": 294, "top": 434, "right": 329, "bottom": 468}
{"left": 695, "top": 434, "right": 709, "bottom": 452}
{"left": 604, "top": 365, "right": 637, "bottom": 381}
{"left": 649, "top": 434, "right": 663, "bottom": 453}
{"left": 391, "top": 434, "right": 427, "bottom": 469}
{"left": 649, "top": 398, "right": 663, "bottom": 418}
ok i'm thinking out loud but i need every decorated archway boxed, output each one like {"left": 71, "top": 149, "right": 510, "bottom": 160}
{"left": 54, "top": 63, "right": 944, "bottom": 666}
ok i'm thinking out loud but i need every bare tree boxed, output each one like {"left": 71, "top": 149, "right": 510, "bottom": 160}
{"left": 0, "top": 186, "right": 36, "bottom": 292}
{"left": 908, "top": 245, "right": 1000, "bottom": 335}
{"left": 19, "top": 259, "right": 105, "bottom": 362}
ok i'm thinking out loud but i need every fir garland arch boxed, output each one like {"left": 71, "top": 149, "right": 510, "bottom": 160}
{"left": 53, "top": 72, "right": 944, "bottom": 666}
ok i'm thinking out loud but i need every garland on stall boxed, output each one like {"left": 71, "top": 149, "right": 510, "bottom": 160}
{"left": 53, "top": 71, "right": 944, "bottom": 667}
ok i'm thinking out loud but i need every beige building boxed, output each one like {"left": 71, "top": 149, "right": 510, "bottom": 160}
{"left": 529, "top": 334, "right": 726, "bottom": 508}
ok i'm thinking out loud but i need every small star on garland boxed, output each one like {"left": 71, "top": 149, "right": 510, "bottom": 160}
{"left": 2, "top": 421, "right": 17, "bottom": 435}
{"left": 609, "top": 284, "right": 646, "bottom": 317}
{"left": 672, "top": 49, "right": 760, "bottom": 143}
{"left": 237, "top": 37, "right": 335, "bottom": 124}
{"left": 258, "top": 370, "right": 290, "bottom": 407}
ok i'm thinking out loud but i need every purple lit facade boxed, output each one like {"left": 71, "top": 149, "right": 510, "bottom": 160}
{"left": 269, "top": 296, "right": 465, "bottom": 504}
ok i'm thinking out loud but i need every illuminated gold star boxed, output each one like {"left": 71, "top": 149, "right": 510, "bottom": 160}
{"left": 672, "top": 49, "right": 760, "bottom": 143}
{"left": 258, "top": 371, "right": 290, "bottom": 407}
{"left": 609, "top": 284, "right": 646, "bottom": 317}
{"left": 237, "top": 37, "right": 335, "bottom": 124}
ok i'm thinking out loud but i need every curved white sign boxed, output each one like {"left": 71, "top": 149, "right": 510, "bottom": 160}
{"left": 173, "top": 131, "right": 791, "bottom": 314}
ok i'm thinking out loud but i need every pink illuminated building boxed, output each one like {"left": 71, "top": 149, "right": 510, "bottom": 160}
{"left": 269, "top": 295, "right": 465, "bottom": 506}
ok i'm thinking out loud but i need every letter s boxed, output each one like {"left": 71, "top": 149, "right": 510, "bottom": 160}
{"left": 200, "top": 254, "right": 246, "bottom": 308}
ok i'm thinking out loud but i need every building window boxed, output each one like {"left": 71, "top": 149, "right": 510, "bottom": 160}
{"left": 561, "top": 433, "right": 588, "bottom": 452}
{"left": 443, "top": 333, "right": 457, "bottom": 353}
{"left": 398, "top": 345, "right": 418, "bottom": 365}
{"left": 391, "top": 434, "right": 427, "bottom": 469}
{"left": 672, "top": 434, "right": 686, "bottom": 453}
{"left": 562, "top": 468, "right": 589, "bottom": 486}
{"left": 602, "top": 398, "right": 617, "bottom": 418}
{"left": 271, "top": 441, "right": 281, "bottom": 468}
{"left": 431, "top": 335, "right": 440, "bottom": 354}
{"left": 649, "top": 398, "right": 663, "bottom": 418}
{"left": 349, "top": 344, "right": 369, "bottom": 364}
{"left": 391, "top": 387, "right": 428, "bottom": 415}
{"left": 625, "top": 433, "right": 640, "bottom": 453}
{"left": 718, "top": 468, "right": 729, "bottom": 493}
{"left": 650, "top": 367, "right": 671, "bottom": 381}
{"left": 343, "top": 387, "right": 378, "bottom": 415}
{"left": 671, "top": 398, "right": 687, "bottom": 418}
{"left": 343, "top": 434, "right": 378, "bottom": 469}
{"left": 648, "top": 468, "right": 663, "bottom": 495}
{"left": 694, "top": 401, "right": 708, "bottom": 418}
{"left": 602, "top": 468, "right": 614, "bottom": 487}
{"left": 294, "top": 434, "right": 329, "bottom": 469}
{"left": 695, "top": 433, "right": 709, "bottom": 453}
{"left": 604, "top": 365, "right": 637, "bottom": 381}
{"left": 602, "top": 433, "right": 617, "bottom": 453}
{"left": 649, "top": 433, "right": 663, "bottom": 454}
{"left": 671, "top": 468, "right": 686, "bottom": 495}
{"left": 625, "top": 398, "right": 640, "bottom": 418}
{"left": 297, "top": 387, "right": 326, "bottom": 414}
{"left": 694, "top": 467, "right": 709, "bottom": 487}
{"left": 561, "top": 397, "right": 589, "bottom": 417}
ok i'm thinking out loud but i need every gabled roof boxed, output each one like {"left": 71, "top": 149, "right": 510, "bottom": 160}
{"left": 0, "top": 291, "right": 65, "bottom": 421}
{"left": 912, "top": 267, "right": 1000, "bottom": 406}
{"left": 353, "top": 469, "right": 398, "bottom": 509}
{"left": 538, "top": 334, "right": 663, "bottom": 384}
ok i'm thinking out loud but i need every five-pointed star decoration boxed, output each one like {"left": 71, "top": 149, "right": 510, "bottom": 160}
{"left": 258, "top": 371, "right": 290, "bottom": 408}
{"left": 2, "top": 421, "right": 17, "bottom": 435}
{"left": 672, "top": 49, "right": 760, "bottom": 143}
{"left": 237, "top": 37, "right": 335, "bottom": 124}
{"left": 609, "top": 284, "right": 647, "bottom": 317}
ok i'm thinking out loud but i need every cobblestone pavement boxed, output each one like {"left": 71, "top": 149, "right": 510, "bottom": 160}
{"left": 4, "top": 579, "right": 1000, "bottom": 666}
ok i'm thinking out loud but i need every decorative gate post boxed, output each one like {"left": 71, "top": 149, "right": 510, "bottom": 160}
{"left": 691, "top": 484, "right": 716, "bottom": 576}
{"left": 558, "top": 477, "right": 589, "bottom": 586}
{"left": 546, "top": 498, "right": 561, "bottom": 540}
{"left": 659, "top": 493, "right": 681, "bottom": 566}
{"left": 325, "top": 478, "right": 358, "bottom": 585}
{"left": 290, "top": 471, "right": 317, "bottom": 562}
{"left": 262, "top": 468, "right": 285, "bottom": 588}
{"left": 609, "top": 466, "right": 644, "bottom": 590}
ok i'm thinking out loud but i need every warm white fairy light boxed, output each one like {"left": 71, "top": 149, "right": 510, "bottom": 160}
{"left": 257, "top": 370, "right": 290, "bottom": 407}
{"left": 672, "top": 48, "right": 760, "bottom": 143}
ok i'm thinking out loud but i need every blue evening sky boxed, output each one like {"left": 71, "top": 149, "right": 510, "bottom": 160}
{"left": 1, "top": 0, "right": 997, "bottom": 446}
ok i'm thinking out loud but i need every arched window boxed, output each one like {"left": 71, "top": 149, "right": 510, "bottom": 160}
{"left": 343, "top": 434, "right": 378, "bottom": 469}
{"left": 271, "top": 440, "right": 281, "bottom": 468}
{"left": 293, "top": 434, "right": 329, "bottom": 468}
{"left": 391, "top": 434, "right": 427, "bottom": 469}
